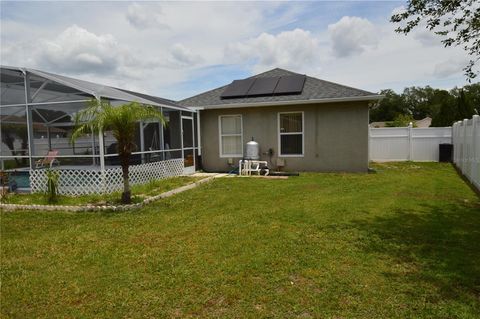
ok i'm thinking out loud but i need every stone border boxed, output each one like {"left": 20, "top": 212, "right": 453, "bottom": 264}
{"left": 0, "top": 175, "right": 217, "bottom": 212}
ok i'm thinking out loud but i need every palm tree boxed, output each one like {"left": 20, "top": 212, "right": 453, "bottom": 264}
{"left": 71, "top": 99, "right": 166, "bottom": 204}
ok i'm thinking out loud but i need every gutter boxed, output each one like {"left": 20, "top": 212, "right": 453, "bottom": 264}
{"left": 187, "top": 95, "right": 384, "bottom": 110}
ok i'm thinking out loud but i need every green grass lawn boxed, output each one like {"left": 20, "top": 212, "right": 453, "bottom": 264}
{"left": 1, "top": 162, "right": 479, "bottom": 318}
{"left": 1, "top": 176, "right": 204, "bottom": 206}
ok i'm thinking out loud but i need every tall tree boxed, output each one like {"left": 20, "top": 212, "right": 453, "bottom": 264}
{"left": 369, "top": 89, "right": 408, "bottom": 122}
{"left": 402, "top": 86, "right": 440, "bottom": 119}
{"left": 391, "top": 0, "right": 480, "bottom": 79}
{"left": 456, "top": 89, "right": 476, "bottom": 119}
{"left": 463, "top": 82, "right": 480, "bottom": 114}
{"left": 430, "top": 90, "right": 458, "bottom": 126}
{"left": 71, "top": 100, "right": 165, "bottom": 204}
{"left": 370, "top": 84, "right": 480, "bottom": 125}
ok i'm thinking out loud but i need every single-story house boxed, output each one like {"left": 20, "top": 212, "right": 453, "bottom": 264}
{"left": 179, "top": 68, "right": 382, "bottom": 172}
{"left": 1, "top": 66, "right": 382, "bottom": 193}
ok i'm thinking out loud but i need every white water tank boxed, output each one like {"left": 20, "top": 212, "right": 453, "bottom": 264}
{"left": 245, "top": 138, "right": 260, "bottom": 160}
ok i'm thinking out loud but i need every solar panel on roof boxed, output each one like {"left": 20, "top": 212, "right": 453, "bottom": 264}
{"left": 246, "top": 76, "right": 280, "bottom": 96}
{"left": 221, "top": 74, "right": 306, "bottom": 99}
{"left": 274, "top": 75, "right": 306, "bottom": 95}
{"left": 221, "top": 78, "right": 256, "bottom": 98}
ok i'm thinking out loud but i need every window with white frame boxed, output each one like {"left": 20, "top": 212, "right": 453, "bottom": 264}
{"left": 279, "top": 112, "right": 303, "bottom": 156}
{"left": 219, "top": 115, "right": 243, "bottom": 157}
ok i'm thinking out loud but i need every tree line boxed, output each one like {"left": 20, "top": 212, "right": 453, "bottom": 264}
{"left": 370, "top": 83, "right": 480, "bottom": 127}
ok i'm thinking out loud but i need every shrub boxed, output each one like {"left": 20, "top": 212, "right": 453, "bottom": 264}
{"left": 45, "top": 169, "right": 60, "bottom": 203}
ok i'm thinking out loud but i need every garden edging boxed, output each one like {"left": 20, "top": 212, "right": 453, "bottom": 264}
{"left": 0, "top": 175, "right": 217, "bottom": 212}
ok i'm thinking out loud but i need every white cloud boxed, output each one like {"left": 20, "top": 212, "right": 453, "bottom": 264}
{"left": 35, "top": 25, "right": 123, "bottom": 74}
{"left": 75, "top": 53, "right": 103, "bottom": 66}
{"left": 126, "top": 2, "right": 169, "bottom": 30}
{"left": 390, "top": 6, "right": 445, "bottom": 47}
{"left": 315, "top": 17, "right": 470, "bottom": 92}
{"left": 412, "top": 28, "right": 443, "bottom": 47}
{"left": 0, "top": 2, "right": 474, "bottom": 99}
{"left": 433, "top": 58, "right": 468, "bottom": 78}
{"left": 327, "top": 16, "right": 379, "bottom": 57}
{"left": 169, "top": 43, "right": 203, "bottom": 67}
{"left": 0, "top": 24, "right": 169, "bottom": 92}
{"left": 225, "top": 28, "right": 320, "bottom": 74}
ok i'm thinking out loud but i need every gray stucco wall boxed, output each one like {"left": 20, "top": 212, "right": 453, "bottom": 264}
{"left": 199, "top": 101, "right": 369, "bottom": 172}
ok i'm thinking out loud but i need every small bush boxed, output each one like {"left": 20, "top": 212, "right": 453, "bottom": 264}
{"left": 45, "top": 169, "right": 60, "bottom": 203}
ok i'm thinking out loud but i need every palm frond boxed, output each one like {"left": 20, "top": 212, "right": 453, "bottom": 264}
{"left": 71, "top": 100, "right": 167, "bottom": 149}
{"left": 71, "top": 99, "right": 108, "bottom": 143}
{"left": 69, "top": 99, "right": 169, "bottom": 204}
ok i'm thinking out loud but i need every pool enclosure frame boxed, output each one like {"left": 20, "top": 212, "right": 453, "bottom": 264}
{"left": 0, "top": 66, "right": 197, "bottom": 194}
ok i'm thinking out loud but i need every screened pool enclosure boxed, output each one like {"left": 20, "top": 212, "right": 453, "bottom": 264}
{"left": 0, "top": 66, "right": 197, "bottom": 194}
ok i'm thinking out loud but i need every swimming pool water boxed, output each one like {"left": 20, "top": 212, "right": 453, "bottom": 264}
{"left": 8, "top": 173, "right": 30, "bottom": 188}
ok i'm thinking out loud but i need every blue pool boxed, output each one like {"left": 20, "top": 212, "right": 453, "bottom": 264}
{"left": 7, "top": 171, "right": 30, "bottom": 189}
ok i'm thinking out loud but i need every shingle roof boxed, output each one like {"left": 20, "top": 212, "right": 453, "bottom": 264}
{"left": 178, "top": 68, "right": 380, "bottom": 108}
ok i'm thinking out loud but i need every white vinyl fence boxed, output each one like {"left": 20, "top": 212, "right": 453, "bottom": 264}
{"left": 453, "top": 115, "right": 480, "bottom": 190}
{"left": 369, "top": 124, "right": 452, "bottom": 162}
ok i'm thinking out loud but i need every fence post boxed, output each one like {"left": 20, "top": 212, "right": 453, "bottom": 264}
{"left": 463, "top": 119, "right": 468, "bottom": 176}
{"left": 471, "top": 115, "right": 479, "bottom": 186}
{"left": 368, "top": 125, "right": 371, "bottom": 162}
{"left": 453, "top": 122, "right": 458, "bottom": 164}
{"left": 456, "top": 121, "right": 460, "bottom": 164}
{"left": 452, "top": 121, "right": 460, "bottom": 166}
{"left": 408, "top": 122, "right": 413, "bottom": 161}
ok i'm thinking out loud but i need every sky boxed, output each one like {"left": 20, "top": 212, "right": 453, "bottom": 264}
{"left": 0, "top": 1, "right": 475, "bottom": 101}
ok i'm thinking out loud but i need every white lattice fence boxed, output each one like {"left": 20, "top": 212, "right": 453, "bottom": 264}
{"left": 30, "top": 158, "right": 185, "bottom": 195}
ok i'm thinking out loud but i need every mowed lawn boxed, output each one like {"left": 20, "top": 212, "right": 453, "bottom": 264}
{"left": 1, "top": 163, "right": 479, "bottom": 318}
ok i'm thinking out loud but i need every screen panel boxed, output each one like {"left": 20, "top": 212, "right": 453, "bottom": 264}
{"left": 246, "top": 77, "right": 280, "bottom": 96}
{"left": 221, "top": 78, "right": 256, "bottom": 99}
{"left": 274, "top": 75, "right": 306, "bottom": 95}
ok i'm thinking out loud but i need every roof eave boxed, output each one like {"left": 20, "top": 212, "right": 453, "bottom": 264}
{"left": 190, "top": 95, "right": 384, "bottom": 110}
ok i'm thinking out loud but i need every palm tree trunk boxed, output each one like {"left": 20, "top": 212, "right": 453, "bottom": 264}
{"left": 120, "top": 153, "right": 131, "bottom": 204}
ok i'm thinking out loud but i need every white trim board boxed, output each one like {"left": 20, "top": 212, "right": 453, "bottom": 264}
{"left": 189, "top": 95, "right": 383, "bottom": 110}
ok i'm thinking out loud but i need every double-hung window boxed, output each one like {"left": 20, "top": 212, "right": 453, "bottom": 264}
{"left": 219, "top": 115, "right": 243, "bottom": 157}
{"left": 278, "top": 112, "right": 304, "bottom": 156}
